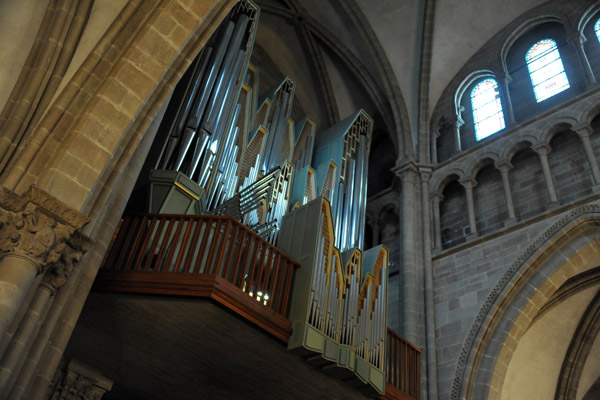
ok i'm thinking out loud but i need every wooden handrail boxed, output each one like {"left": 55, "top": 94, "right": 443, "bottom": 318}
{"left": 101, "top": 214, "right": 299, "bottom": 317}
{"left": 385, "top": 328, "right": 421, "bottom": 400}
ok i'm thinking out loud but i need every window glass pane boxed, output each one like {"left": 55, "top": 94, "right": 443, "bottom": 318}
{"left": 595, "top": 18, "right": 600, "bottom": 42}
{"left": 471, "top": 78, "right": 505, "bottom": 141}
{"left": 525, "top": 39, "right": 569, "bottom": 102}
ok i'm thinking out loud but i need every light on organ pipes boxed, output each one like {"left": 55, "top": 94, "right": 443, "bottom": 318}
{"left": 148, "top": 0, "right": 388, "bottom": 394}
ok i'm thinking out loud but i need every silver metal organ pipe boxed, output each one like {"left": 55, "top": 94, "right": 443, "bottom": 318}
{"left": 186, "top": 20, "right": 235, "bottom": 130}
{"left": 173, "top": 20, "right": 234, "bottom": 174}
{"left": 159, "top": 46, "right": 213, "bottom": 170}
{"left": 209, "top": 49, "right": 246, "bottom": 146}
{"left": 343, "top": 159, "right": 356, "bottom": 251}
{"left": 357, "top": 136, "right": 367, "bottom": 250}
{"left": 334, "top": 181, "right": 344, "bottom": 249}
{"left": 206, "top": 103, "right": 240, "bottom": 206}
{"left": 166, "top": 46, "right": 214, "bottom": 170}
{"left": 351, "top": 150, "right": 362, "bottom": 248}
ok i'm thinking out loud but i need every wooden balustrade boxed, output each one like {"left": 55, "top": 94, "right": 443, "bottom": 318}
{"left": 96, "top": 214, "right": 298, "bottom": 341}
{"left": 383, "top": 328, "right": 421, "bottom": 400}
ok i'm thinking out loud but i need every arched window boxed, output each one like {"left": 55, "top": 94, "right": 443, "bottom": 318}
{"left": 526, "top": 39, "right": 570, "bottom": 102}
{"left": 471, "top": 78, "right": 505, "bottom": 141}
{"left": 595, "top": 18, "right": 600, "bottom": 42}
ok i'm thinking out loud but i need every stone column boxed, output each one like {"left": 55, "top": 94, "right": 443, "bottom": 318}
{"left": 495, "top": 161, "right": 518, "bottom": 225}
{"left": 0, "top": 187, "right": 88, "bottom": 395}
{"left": 48, "top": 359, "right": 113, "bottom": 400}
{"left": 419, "top": 166, "right": 439, "bottom": 399}
{"left": 394, "top": 163, "right": 419, "bottom": 343}
{"left": 459, "top": 177, "right": 478, "bottom": 239}
{"left": 0, "top": 236, "right": 88, "bottom": 397}
{"left": 532, "top": 143, "right": 559, "bottom": 206}
{"left": 569, "top": 33, "right": 597, "bottom": 86}
{"left": 573, "top": 123, "right": 600, "bottom": 192}
{"left": 454, "top": 116, "right": 464, "bottom": 153}
{"left": 432, "top": 131, "right": 440, "bottom": 164}
{"left": 431, "top": 191, "right": 443, "bottom": 251}
{"left": 498, "top": 74, "right": 516, "bottom": 126}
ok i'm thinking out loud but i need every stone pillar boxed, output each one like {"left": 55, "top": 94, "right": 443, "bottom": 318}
{"left": 569, "top": 33, "right": 597, "bottom": 86}
{"left": 394, "top": 163, "right": 419, "bottom": 343}
{"left": 454, "top": 116, "right": 464, "bottom": 153}
{"left": 431, "top": 191, "right": 443, "bottom": 251}
{"left": 48, "top": 359, "right": 113, "bottom": 400}
{"left": 432, "top": 131, "right": 440, "bottom": 164}
{"left": 498, "top": 74, "right": 516, "bottom": 126}
{"left": 0, "top": 187, "right": 88, "bottom": 395}
{"left": 0, "top": 236, "right": 88, "bottom": 397}
{"left": 495, "top": 161, "right": 518, "bottom": 225}
{"left": 459, "top": 177, "right": 478, "bottom": 239}
{"left": 573, "top": 123, "right": 600, "bottom": 192}
{"left": 419, "top": 166, "right": 439, "bottom": 399}
{"left": 532, "top": 143, "right": 559, "bottom": 206}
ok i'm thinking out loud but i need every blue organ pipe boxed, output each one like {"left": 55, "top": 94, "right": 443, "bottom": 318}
{"left": 168, "top": 47, "right": 214, "bottom": 170}
{"left": 203, "top": 14, "right": 249, "bottom": 135}
{"left": 186, "top": 20, "right": 234, "bottom": 130}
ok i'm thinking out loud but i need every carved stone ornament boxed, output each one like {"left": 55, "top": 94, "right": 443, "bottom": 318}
{"left": 50, "top": 359, "right": 113, "bottom": 400}
{"left": 43, "top": 231, "right": 92, "bottom": 292}
{"left": 0, "top": 185, "right": 90, "bottom": 270}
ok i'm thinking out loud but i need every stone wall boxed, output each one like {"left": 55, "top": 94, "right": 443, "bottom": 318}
{"left": 431, "top": 201, "right": 594, "bottom": 398}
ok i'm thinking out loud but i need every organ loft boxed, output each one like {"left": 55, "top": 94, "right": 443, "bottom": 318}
{"left": 0, "top": 0, "right": 599, "bottom": 399}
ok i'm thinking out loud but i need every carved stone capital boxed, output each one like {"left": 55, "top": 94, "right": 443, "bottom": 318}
{"left": 392, "top": 162, "right": 418, "bottom": 184}
{"left": 567, "top": 31, "right": 586, "bottom": 46}
{"left": 532, "top": 142, "right": 551, "bottom": 156}
{"left": 50, "top": 359, "right": 113, "bottom": 400}
{"left": 572, "top": 122, "right": 593, "bottom": 138}
{"left": 459, "top": 177, "right": 477, "bottom": 189}
{"left": 495, "top": 161, "right": 513, "bottom": 174}
{"left": 0, "top": 185, "right": 90, "bottom": 272}
{"left": 418, "top": 165, "right": 433, "bottom": 183}
{"left": 42, "top": 231, "right": 92, "bottom": 293}
{"left": 431, "top": 191, "right": 444, "bottom": 203}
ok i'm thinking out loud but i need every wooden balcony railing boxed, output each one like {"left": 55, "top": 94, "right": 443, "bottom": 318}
{"left": 383, "top": 328, "right": 421, "bottom": 400}
{"left": 95, "top": 214, "right": 298, "bottom": 341}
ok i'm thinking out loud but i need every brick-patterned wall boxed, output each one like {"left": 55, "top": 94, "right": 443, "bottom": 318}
{"left": 510, "top": 147, "right": 549, "bottom": 221}
{"left": 549, "top": 130, "right": 593, "bottom": 204}
{"left": 474, "top": 164, "right": 508, "bottom": 235}
{"left": 440, "top": 179, "right": 469, "bottom": 249}
{"left": 432, "top": 208, "right": 566, "bottom": 398}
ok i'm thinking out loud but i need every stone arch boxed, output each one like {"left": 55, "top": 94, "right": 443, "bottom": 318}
{"left": 450, "top": 204, "right": 600, "bottom": 400}
{"left": 501, "top": 138, "right": 535, "bottom": 162}
{"left": 499, "top": 14, "right": 571, "bottom": 76}
{"left": 540, "top": 117, "right": 578, "bottom": 146}
{"left": 454, "top": 70, "right": 497, "bottom": 117}
{"left": 431, "top": 168, "right": 466, "bottom": 195}
{"left": 584, "top": 102, "right": 600, "bottom": 125}
{"left": 0, "top": 0, "right": 236, "bottom": 216}
{"left": 577, "top": 1, "right": 600, "bottom": 34}
{"left": 468, "top": 154, "right": 500, "bottom": 181}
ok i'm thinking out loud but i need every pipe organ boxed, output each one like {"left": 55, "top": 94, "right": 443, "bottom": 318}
{"left": 148, "top": 0, "right": 388, "bottom": 396}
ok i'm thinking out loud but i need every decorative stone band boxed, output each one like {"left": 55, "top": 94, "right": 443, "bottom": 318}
{"left": 0, "top": 185, "right": 91, "bottom": 271}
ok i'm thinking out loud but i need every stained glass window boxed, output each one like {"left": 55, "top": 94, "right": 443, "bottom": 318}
{"left": 595, "top": 18, "right": 600, "bottom": 42}
{"left": 471, "top": 78, "right": 505, "bottom": 141}
{"left": 526, "top": 39, "right": 569, "bottom": 102}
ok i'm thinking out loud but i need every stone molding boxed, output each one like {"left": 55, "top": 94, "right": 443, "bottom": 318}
{"left": 451, "top": 203, "right": 600, "bottom": 400}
